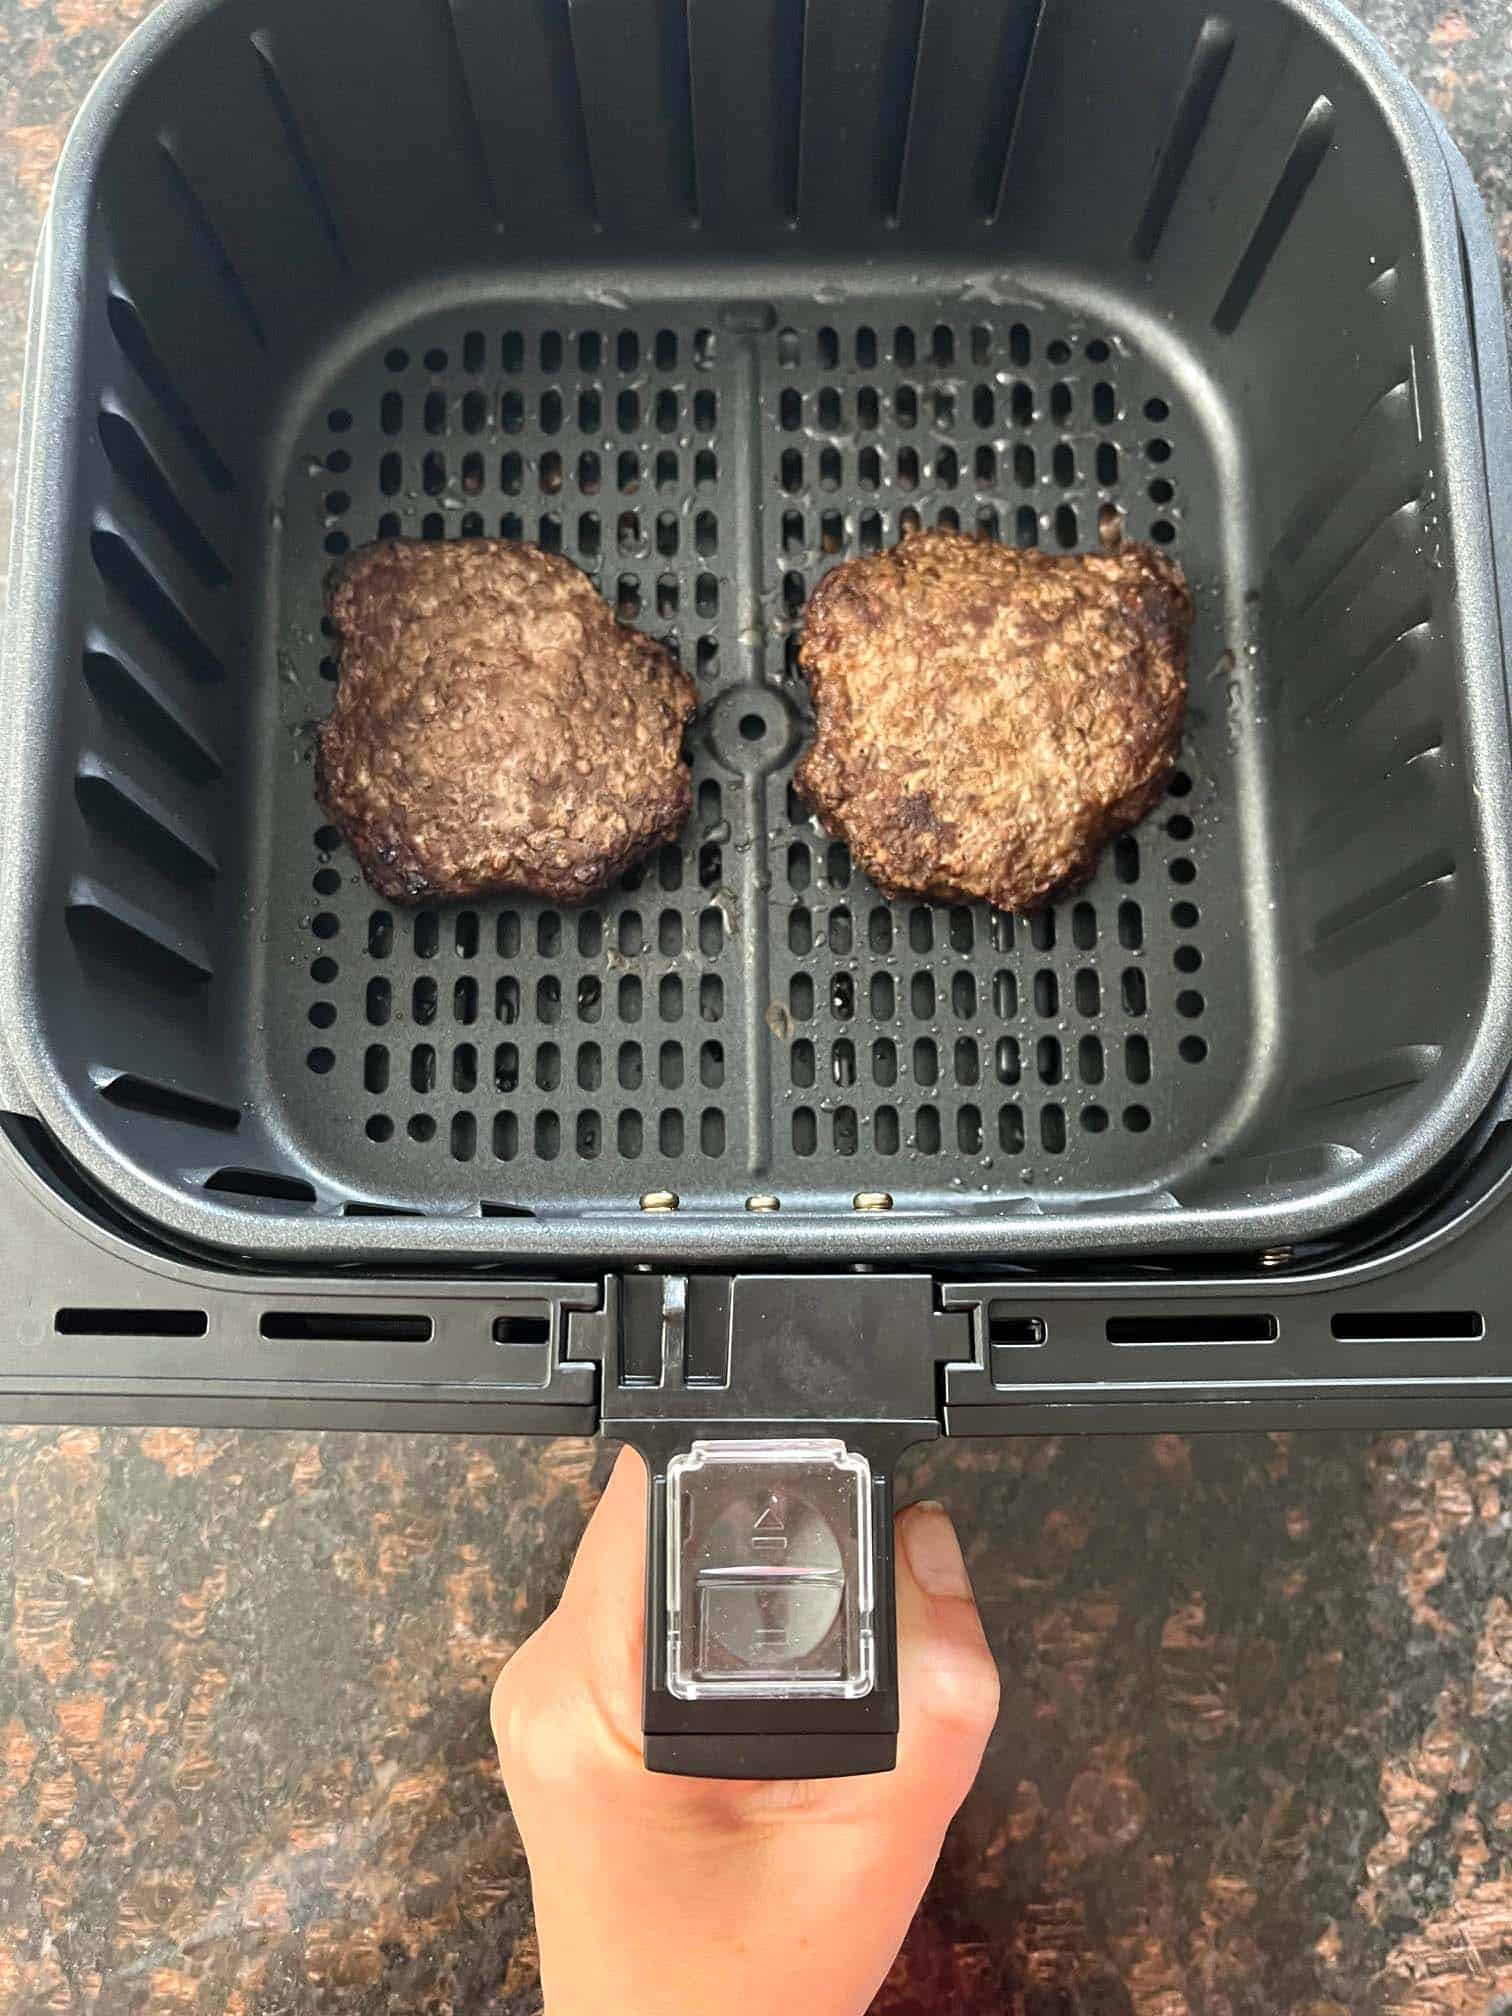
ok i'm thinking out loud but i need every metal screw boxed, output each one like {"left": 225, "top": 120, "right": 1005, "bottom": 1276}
{"left": 639, "top": 1190, "right": 680, "bottom": 1213}
{"left": 853, "top": 1191, "right": 894, "bottom": 1212}
{"left": 1259, "top": 1246, "right": 1293, "bottom": 1269}
{"left": 745, "top": 1194, "right": 781, "bottom": 1213}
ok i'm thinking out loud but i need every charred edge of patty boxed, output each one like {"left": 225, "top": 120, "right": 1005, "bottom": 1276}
{"left": 322, "top": 757, "right": 696, "bottom": 907}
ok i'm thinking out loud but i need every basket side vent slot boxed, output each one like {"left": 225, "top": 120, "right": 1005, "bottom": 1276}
{"left": 797, "top": 0, "right": 926, "bottom": 225}
{"left": 442, "top": 0, "right": 599, "bottom": 226}
{"left": 1131, "top": 16, "right": 1235, "bottom": 259}
{"left": 90, "top": 527, "right": 224, "bottom": 683}
{"left": 881, "top": 0, "right": 930, "bottom": 223}
{"left": 1307, "top": 851, "right": 1456, "bottom": 972}
{"left": 66, "top": 882, "right": 213, "bottom": 991}
{"left": 249, "top": 30, "right": 353, "bottom": 265}
{"left": 97, "top": 410, "right": 230, "bottom": 590}
{"left": 1273, "top": 380, "right": 1411, "bottom": 577}
{"left": 424, "top": 2, "right": 502, "bottom": 218}
{"left": 687, "top": 0, "right": 805, "bottom": 225}
{"left": 884, "top": 0, "right": 1042, "bottom": 226}
{"left": 977, "top": 0, "right": 1043, "bottom": 224}
{"left": 1297, "top": 1045, "right": 1441, "bottom": 1116}
{"left": 1288, "top": 497, "right": 1422, "bottom": 626}
{"left": 572, "top": 0, "right": 697, "bottom": 225}
{"left": 1297, "top": 608, "right": 1432, "bottom": 733}
{"left": 97, "top": 1071, "right": 240, "bottom": 1133}
{"left": 1213, "top": 96, "right": 1335, "bottom": 334}
{"left": 75, "top": 766, "right": 217, "bottom": 886}
{"left": 205, "top": 1166, "right": 317, "bottom": 1203}
{"left": 83, "top": 647, "right": 223, "bottom": 784}
{"left": 105, "top": 293, "right": 234, "bottom": 494}
{"left": 158, "top": 135, "right": 268, "bottom": 350}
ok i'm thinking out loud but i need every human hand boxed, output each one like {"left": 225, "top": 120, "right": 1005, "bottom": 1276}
{"left": 492, "top": 1448, "right": 999, "bottom": 2016}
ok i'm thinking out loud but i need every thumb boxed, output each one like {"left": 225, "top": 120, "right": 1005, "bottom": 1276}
{"left": 890, "top": 1498, "right": 1000, "bottom": 1817}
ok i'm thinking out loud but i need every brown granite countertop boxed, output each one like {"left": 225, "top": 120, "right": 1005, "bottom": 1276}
{"left": 4, "top": 2, "right": 1512, "bottom": 2010}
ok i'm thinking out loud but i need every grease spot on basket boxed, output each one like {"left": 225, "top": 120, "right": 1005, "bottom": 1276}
{"left": 766, "top": 1001, "right": 795, "bottom": 1043}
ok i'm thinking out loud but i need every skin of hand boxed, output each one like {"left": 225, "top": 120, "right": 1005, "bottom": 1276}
{"left": 492, "top": 1448, "right": 999, "bottom": 2016}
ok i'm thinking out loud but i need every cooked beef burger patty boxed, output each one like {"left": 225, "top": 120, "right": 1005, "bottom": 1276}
{"left": 795, "top": 531, "right": 1192, "bottom": 912}
{"left": 317, "top": 540, "right": 696, "bottom": 905}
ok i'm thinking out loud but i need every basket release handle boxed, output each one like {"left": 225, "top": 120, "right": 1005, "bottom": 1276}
{"left": 565, "top": 1271, "right": 971, "bottom": 1777}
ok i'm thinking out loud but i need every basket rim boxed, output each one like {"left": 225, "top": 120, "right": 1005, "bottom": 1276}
{"left": 3, "top": 0, "right": 1511, "bottom": 1268}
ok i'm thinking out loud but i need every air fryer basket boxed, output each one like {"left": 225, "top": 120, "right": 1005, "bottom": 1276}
{"left": 4, "top": 0, "right": 1511, "bottom": 1268}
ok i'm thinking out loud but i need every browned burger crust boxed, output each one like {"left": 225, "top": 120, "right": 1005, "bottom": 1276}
{"left": 795, "top": 531, "right": 1192, "bottom": 912}
{"left": 317, "top": 540, "right": 696, "bottom": 905}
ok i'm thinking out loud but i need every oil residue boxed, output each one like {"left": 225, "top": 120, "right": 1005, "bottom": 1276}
{"left": 765, "top": 1000, "right": 795, "bottom": 1043}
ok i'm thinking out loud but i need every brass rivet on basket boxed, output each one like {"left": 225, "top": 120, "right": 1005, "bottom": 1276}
{"left": 853, "top": 1191, "right": 894, "bottom": 1212}
{"left": 639, "top": 1190, "right": 680, "bottom": 1213}
{"left": 745, "top": 1194, "right": 781, "bottom": 1213}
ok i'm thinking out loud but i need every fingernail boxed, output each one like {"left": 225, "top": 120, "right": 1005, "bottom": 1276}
{"left": 902, "top": 1500, "right": 971, "bottom": 1598}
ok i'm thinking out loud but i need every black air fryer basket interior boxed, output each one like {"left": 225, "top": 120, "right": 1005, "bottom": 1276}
{"left": 4, "top": 0, "right": 1511, "bottom": 1270}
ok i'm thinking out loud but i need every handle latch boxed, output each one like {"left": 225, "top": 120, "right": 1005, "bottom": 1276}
{"left": 564, "top": 1271, "right": 974, "bottom": 1776}
{"left": 665, "top": 1438, "right": 876, "bottom": 1703}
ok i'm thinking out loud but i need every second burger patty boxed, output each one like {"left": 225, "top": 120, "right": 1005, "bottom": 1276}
{"left": 796, "top": 530, "right": 1193, "bottom": 912}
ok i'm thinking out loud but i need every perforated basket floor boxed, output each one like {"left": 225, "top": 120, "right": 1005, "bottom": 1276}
{"left": 260, "top": 296, "right": 1246, "bottom": 1216}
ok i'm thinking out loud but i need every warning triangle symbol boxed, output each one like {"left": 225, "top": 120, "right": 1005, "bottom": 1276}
{"left": 752, "top": 1502, "right": 785, "bottom": 1535}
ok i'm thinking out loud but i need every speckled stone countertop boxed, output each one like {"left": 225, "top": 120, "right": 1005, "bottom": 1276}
{"left": 3, "top": 3, "right": 1512, "bottom": 2011}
